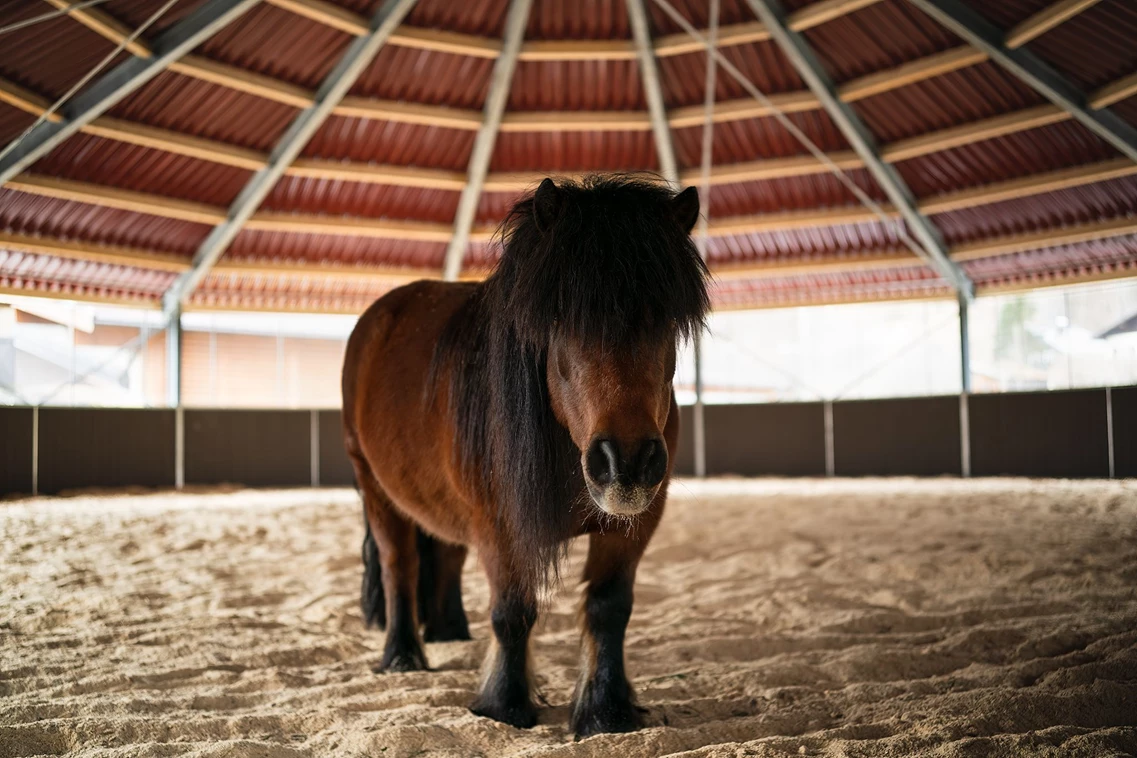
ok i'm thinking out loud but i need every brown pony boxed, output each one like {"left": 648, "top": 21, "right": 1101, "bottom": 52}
{"left": 341, "top": 175, "right": 709, "bottom": 737}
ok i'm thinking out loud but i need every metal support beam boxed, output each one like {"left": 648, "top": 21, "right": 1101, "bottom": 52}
{"left": 907, "top": 0, "right": 1137, "bottom": 164}
{"left": 746, "top": 0, "right": 973, "bottom": 297}
{"left": 823, "top": 400, "right": 835, "bottom": 477}
{"left": 958, "top": 292, "right": 971, "bottom": 393}
{"left": 31, "top": 405, "right": 40, "bottom": 497}
{"left": 310, "top": 409, "right": 321, "bottom": 487}
{"left": 175, "top": 405, "right": 185, "bottom": 489}
{"left": 629, "top": 0, "right": 710, "bottom": 477}
{"left": 440, "top": 0, "right": 534, "bottom": 281}
{"left": 692, "top": 0, "right": 719, "bottom": 479}
{"left": 165, "top": 306, "right": 181, "bottom": 407}
{"left": 161, "top": 0, "right": 418, "bottom": 313}
{"left": 959, "top": 392, "right": 971, "bottom": 477}
{"left": 958, "top": 293, "right": 971, "bottom": 477}
{"left": 0, "top": 0, "right": 259, "bottom": 185}
{"left": 1105, "top": 386, "right": 1115, "bottom": 479}
{"left": 627, "top": 0, "right": 679, "bottom": 185}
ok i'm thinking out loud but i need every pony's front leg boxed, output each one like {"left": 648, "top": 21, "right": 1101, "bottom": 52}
{"left": 470, "top": 565, "right": 538, "bottom": 728}
{"left": 361, "top": 483, "right": 428, "bottom": 673}
{"left": 570, "top": 529, "right": 650, "bottom": 737}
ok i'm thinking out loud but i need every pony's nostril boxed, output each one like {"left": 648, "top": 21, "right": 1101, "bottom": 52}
{"left": 586, "top": 439, "right": 620, "bottom": 486}
{"left": 635, "top": 438, "right": 668, "bottom": 487}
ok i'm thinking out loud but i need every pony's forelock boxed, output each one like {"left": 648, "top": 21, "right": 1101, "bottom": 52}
{"left": 490, "top": 174, "right": 710, "bottom": 350}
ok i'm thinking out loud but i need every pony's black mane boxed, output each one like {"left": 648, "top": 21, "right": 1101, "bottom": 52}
{"left": 435, "top": 175, "right": 710, "bottom": 587}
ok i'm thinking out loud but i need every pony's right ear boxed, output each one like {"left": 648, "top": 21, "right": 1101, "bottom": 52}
{"left": 672, "top": 186, "right": 700, "bottom": 233}
{"left": 533, "top": 178, "right": 562, "bottom": 233}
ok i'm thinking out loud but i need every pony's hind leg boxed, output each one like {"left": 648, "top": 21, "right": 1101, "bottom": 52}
{"left": 417, "top": 531, "right": 471, "bottom": 642}
{"left": 570, "top": 529, "right": 651, "bottom": 737}
{"left": 351, "top": 454, "right": 428, "bottom": 672}
{"left": 470, "top": 558, "right": 538, "bottom": 728}
{"left": 360, "top": 504, "right": 385, "bottom": 629}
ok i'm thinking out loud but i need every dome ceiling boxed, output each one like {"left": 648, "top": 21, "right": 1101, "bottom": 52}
{"left": 0, "top": 0, "right": 1135, "bottom": 313}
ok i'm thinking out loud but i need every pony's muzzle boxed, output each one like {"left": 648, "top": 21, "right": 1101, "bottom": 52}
{"left": 584, "top": 437, "right": 667, "bottom": 516}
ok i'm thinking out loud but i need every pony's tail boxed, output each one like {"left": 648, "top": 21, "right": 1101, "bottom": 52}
{"left": 360, "top": 503, "right": 386, "bottom": 629}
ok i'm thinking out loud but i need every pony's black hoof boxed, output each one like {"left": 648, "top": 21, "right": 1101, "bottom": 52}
{"left": 423, "top": 621, "right": 472, "bottom": 643}
{"left": 470, "top": 698, "right": 538, "bottom": 729}
{"left": 570, "top": 697, "right": 644, "bottom": 738}
{"left": 373, "top": 648, "right": 428, "bottom": 673}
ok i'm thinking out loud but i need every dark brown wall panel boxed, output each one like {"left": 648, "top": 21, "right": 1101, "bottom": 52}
{"left": 833, "top": 396, "right": 962, "bottom": 476}
{"left": 1112, "top": 387, "right": 1137, "bottom": 478}
{"left": 184, "top": 410, "right": 309, "bottom": 487}
{"left": 319, "top": 409, "right": 355, "bottom": 486}
{"left": 673, "top": 403, "right": 694, "bottom": 477}
{"left": 705, "top": 402, "right": 826, "bottom": 477}
{"left": 969, "top": 389, "right": 1109, "bottom": 478}
{"left": 38, "top": 408, "right": 175, "bottom": 494}
{"left": 0, "top": 407, "right": 33, "bottom": 496}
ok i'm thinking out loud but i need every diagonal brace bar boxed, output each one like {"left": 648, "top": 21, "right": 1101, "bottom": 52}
{"left": 161, "top": 0, "right": 419, "bottom": 314}
{"left": 626, "top": 0, "right": 679, "bottom": 185}
{"left": 906, "top": 0, "right": 1137, "bottom": 164}
{"left": 0, "top": 0, "right": 260, "bottom": 185}
{"left": 746, "top": 0, "right": 972, "bottom": 296}
{"left": 440, "top": 0, "right": 534, "bottom": 282}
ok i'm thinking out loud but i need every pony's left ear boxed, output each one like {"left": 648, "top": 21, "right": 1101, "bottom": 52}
{"left": 533, "top": 178, "right": 562, "bottom": 233}
{"left": 672, "top": 186, "right": 700, "bottom": 233}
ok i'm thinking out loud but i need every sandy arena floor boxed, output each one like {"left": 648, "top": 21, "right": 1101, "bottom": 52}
{"left": 2, "top": 478, "right": 1136, "bottom": 757}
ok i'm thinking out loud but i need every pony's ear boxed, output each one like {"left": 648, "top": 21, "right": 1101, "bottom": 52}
{"left": 672, "top": 186, "right": 700, "bottom": 233}
{"left": 533, "top": 178, "right": 562, "bottom": 233}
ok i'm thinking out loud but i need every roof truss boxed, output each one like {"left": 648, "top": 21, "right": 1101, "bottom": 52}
{"left": 439, "top": 0, "right": 534, "bottom": 282}
{"left": 907, "top": 0, "right": 1137, "bottom": 164}
{"left": 0, "top": 0, "right": 260, "bottom": 186}
{"left": 627, "top": 0, "right": 680, "bottom": 184}
{"left": 160, "top": 0, "right": 419, "bottom": 314}
{"left": 744, "top": 0, "right": 973, "bottom": 295}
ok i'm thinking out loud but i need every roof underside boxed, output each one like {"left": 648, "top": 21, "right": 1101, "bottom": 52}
{"left": 1, "top": 0, "right": 1136, "bottom": 313}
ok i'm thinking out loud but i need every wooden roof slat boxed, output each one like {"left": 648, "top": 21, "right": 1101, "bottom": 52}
{"left": 262, "top": 0, "right": 883, "bottom": 60}
{"left": 0, "top": 75, "right": 64, "bottom": 122}
{"left": 6, "top": 174, "right": 227, "bottom": 225}
{"left": 83, "top": 117, "right": 268, "bottom": 171}
{"left": 211, "top": 257, "right": 432, "bottom": 280}
{"left": 1005, "top": 0, "right": 1103, "bottom": 49}
{"left": 287, "top": 159, "right": 467, "bottom": 189}
{"left": 8, "top": 156, "right": 1133, "bottom": 238}
{"left": 0, "top": 232, "right": 190, "bottom": 272}
{"left": 263, "top": 0, "right": 368, "bottom": 35}
{"left": 837, "top": 46, "right": 988, "bottom": 102}
{"left": 951, "top": 216, "right": 1137, "bottom": 261}
{"left": 7, "top": 215, "right": 1134, "bottom": 292}
{"left": 170, "top": 56, "right": 316, "bottom": 108}
{"left": 500, "top": 110, "right": 653, "bottom": 132}
{"left": 669, "top": 91, "right": 819, "bottom": 128}
{"left": 392, "top": 27, "right": 502, "bottom": 58}
{"left": 1090, "top": 72, "right": 1137, "bottom": 109}
{"left": 978, "top": 264, "right": 1137, "bottom": 295}
{"left": 789, "top": 0, "right": 883, "bottom": 30}
{"left": 678, "top": 151, "right": 864, "bottom": 184}
{"left": 243, "top": 212, "right": 455, "bottom": 242}
{"left": 654, "top": 21, "right": 770, "bottom": 57}
{"left": 520, "top": 38, "right": 637, "bottom": 61}
{"left": 919, "top": 158, "right": 1137, "bottom": 215}
{"left": 41, "top": 0, "right": 154, "bottom": 57}
{"left": 333, "top": 97, "right": 481, "bottom": 128}
{"left": 881, "top": 105, "right": 1069, "bottom": 163}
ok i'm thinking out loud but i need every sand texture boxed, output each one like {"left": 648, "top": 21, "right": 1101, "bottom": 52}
{"left": 2, "top": 478, "right": 1136, "bottom": 757}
